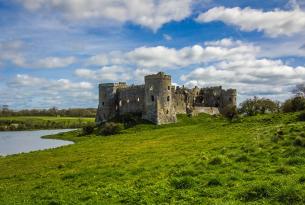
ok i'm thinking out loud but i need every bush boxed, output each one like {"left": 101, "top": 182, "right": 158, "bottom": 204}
{"left": 222, "top": 105, "right": 238, "bottom": 120}
{"left": 100, "top": 122, "right": 124, "bottom": 136}
{"left": 82, "top": 125, "right": 95, "bottom": 135}
{"left": 282, "top": 96, "right": 305, "bottom": 112}
{"left": 239, "top": 97, "right": 279, "bottom": 116}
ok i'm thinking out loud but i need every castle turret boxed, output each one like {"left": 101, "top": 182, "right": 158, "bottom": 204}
{"left": 143, "top": 72, "right": 176, "bottom": 124}
{"left": 96, "top": 82, "right": 127, "bottom": 124}
{"left": 220, "top": 88, "right": 237, "bottom": 108}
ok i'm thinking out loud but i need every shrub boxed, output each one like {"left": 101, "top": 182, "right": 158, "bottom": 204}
{"left": 100, "top": 122, "right": 124, "bottom": 136}
{"left": 239, "top": 97, "right": 279, "bottom": 116}
{"left": 82, "top": 125, "right": 95, "bottom": 135}
{"left": 222, "top": 105, "right": 238, "bottom": 120}
{"left": 282, "top": 96, "right": 305, "bottom": 112}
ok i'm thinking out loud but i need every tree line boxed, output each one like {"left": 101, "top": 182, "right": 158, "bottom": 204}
{"left": 0, "top": 107, "right": 97, "bottom": 117}
{"left": 228, "top": 84, "right": 305, "bottom": 118}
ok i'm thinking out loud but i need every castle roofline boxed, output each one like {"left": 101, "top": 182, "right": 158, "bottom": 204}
{"left": 145, "top": 72, "right": 171, "bottom": 79}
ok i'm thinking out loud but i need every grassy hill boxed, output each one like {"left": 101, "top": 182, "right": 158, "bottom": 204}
{"left": 1, "top": 113, "right": 305, "bottom": 204}
{"left": 0, "top": 116, "right": 95, "bottom": 131}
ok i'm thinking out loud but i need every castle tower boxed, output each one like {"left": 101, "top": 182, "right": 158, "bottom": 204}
{"left": 220, "top": 89, "right": 237, "bottom": 108}
{"left": 96, "top": 82, "right": 127, "bottom": 123}
{"left": 143, "top": 72, "right": 177, "bottom": 124}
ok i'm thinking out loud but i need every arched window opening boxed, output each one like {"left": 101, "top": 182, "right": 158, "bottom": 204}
{"left": 167, "top": 96, "right": 170, "bottom": 101}
{"left": 137, "top": 97, "right": 140, "bottom": 102}
{"left": 166, "top": 110, "right": 169, "bottom": 114}
{"left": 127, "top": 99, "right": 130, "bottom": 103}
{"left": 168, "top": 86, "right": 170, "bottom": 90}
{"left": 151, "top": 95, "right": 154, "bottom": 102}
{"left": 119, "top": 100, "right": 122, "bottom": 107}
{"left": 102, "top": 102, "right": 104, "bottom": 106}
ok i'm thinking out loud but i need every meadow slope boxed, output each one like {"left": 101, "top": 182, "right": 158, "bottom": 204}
{"left": 1, "top": 113, "right": 305, "bottom": 204}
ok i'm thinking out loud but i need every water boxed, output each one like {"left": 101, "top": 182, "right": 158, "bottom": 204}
{"left": 0, "top": 129, "right": 74, "bottom": 156}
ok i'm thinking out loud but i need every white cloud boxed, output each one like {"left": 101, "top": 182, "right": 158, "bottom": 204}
{"left": 35, "top": 56, "right": 76, "bottom": 69}
{"left": 0, "top": 41, "right": 27, "bottom": 67}
{"left": 4, "top": 74, "right": 96, "bottom": 108}
{"left": 18, "top": 0, "right": 193, "bottom": 31}
{"left": 196, "top": 7, "right": 305, "bottom": 37}
{"left": 75, "top": 66, "right": 131, "bottom": 82}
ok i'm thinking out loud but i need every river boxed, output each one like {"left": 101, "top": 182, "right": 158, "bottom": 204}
{"left": 0, "top": 129, "right": 74, "bottom": 156}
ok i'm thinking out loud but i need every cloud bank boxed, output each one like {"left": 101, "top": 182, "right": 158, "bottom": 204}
{"left": 196, "top": 7, "right": 305, "bottom": 37}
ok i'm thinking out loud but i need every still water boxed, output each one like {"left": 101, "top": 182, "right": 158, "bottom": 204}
{"left": 0, "top": 129, "right": 74, "bottom": 156}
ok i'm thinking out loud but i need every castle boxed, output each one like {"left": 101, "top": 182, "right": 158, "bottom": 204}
{"left": 96, "top": 72, "right": 237, "bottom": 125}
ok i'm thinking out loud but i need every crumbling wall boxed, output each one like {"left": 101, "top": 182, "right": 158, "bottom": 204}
{"left": 117, "top": 85, "right": 145, "bottom": 115}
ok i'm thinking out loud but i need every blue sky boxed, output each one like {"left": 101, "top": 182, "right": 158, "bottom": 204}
{"left": 0, "top": 0, "right": 305, "bottom": 109}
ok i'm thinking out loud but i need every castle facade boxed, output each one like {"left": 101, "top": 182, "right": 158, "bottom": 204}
{"left": 96, "top": 72, "right": 236, "bottom": 125}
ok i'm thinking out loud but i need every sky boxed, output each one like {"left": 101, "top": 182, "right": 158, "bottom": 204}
{"left": 0, "top": 0, "right": 305, "bottom": 109}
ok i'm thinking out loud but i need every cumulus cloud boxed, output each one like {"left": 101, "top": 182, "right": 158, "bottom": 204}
{"left": 87, "top": 38, "right": 259, "bottom": 69}
{"left": 81, "top": 38, "right": 305, "bottom": 102}
{"left": 17, "top": 0, "right": 193, "bottom": 31}
{"left": 0, "top": 41, "right": 27, "bottom": 67}
{"left": 196, "top": 6, "right": 305, "bottom": 37}
{"left": 75, "top": 66, "right": 132, "bottom": 82}
{"left": 34, "top": 56, "right": 76, "bottom": 69}
{"left": 4, "top": 74, "right": 96, "bottom": 108}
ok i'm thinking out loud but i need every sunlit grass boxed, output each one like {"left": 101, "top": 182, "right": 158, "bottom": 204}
{"left": 1, "top": 113, "right": 305, "bottom": 204}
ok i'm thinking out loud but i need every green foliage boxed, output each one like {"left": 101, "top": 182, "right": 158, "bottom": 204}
{"left": 81, "top": 125, "right": 95, "bottom": 135}
{"left": 239, "top": 96, "right": 279, "bottom": 116}
{"left": 99, "top": 122, "right": 124, "bottom": 135}
{"left": 222, "top": 105, "right": 238, "bottom": 120}
{"left": 282, "top": 96, "right": 305, "bottom": 113}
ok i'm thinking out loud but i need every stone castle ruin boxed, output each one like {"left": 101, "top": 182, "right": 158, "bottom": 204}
{"left": 96, "top": 72, "right": 237, "bottom": 125}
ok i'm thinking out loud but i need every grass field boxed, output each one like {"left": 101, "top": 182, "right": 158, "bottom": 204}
{"left": 0, "top": 116, "right": 95, "bottom": 131}
{"left": 1, "top": 113, "right": 305, "bottom": 204}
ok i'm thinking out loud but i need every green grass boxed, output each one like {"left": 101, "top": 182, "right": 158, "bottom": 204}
{"left": 0, "top": 116, "right": 95, "bottom": 131}
{"left": 2, "top": 113, "right": 305, "bottom": 204}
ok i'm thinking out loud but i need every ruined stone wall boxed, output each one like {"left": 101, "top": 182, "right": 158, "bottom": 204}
{"left": 96, "top": 82, "right": 127, "bottom": 123}
{"left": 193, "top": 106, "right": 220, "bottom": 115}
{"left": 117, "top": 85, "right": 145, "bottom": 115}
{"left": 220, "top": 89, "right": 237, "bottom": 108}
{"left": 172, "top": 91, "right": 187, "bottom": 114}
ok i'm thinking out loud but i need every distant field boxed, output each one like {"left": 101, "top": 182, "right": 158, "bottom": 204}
{"left": 1, "top": 113, "right": 305, "bottom": 204}
{"left": 0, "top": 116, "right": 95, "bottom": 131}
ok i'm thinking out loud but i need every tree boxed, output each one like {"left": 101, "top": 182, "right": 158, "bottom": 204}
{"left": 239, "top": 97, "right": 279, "bottom": 116}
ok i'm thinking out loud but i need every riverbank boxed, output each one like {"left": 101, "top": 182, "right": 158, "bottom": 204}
{"left": 1, "top": 113, "right": 305, "bottom": 204}
{"left": 0, "top": 116, "right": 95, "bottom": 131}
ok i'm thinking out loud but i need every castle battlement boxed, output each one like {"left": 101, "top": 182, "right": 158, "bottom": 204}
{"left": 96, "top": 72, "right": 237, "bottom": 125}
